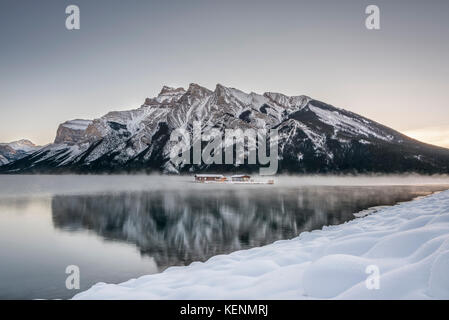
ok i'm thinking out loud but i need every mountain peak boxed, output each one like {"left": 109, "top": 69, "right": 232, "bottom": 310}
{"left": 213, "top": 84, "right": 257, "bottom": 106}
{"left": 1, "top": 139, "right": 39, "bottom": 149}
{"left": 154, "top": 86, "right": 186, "bottom": 104}
{"left": 0, "top": 139, "right": 42, "bottom": 165}
{"left": 186, "top": 83, "right": 212, "bottom": 96}
{"left": 214, "top": 83, "right": 227, "bottom": 94}
{"left": 9, "top": 139, "right": 36, "bottom": 147}
{"left": 264, "top": 92, "right": 310, "bottom": 110}
{"left": 159, "top": 85, "right": 185, "bottom": 95}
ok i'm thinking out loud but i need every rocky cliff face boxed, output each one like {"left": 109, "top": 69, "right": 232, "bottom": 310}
{"left": 2, "top": 83, "right": 449, "bottom": 174}
{"left": 54, "top": 119, "right": 93, "bottom": 144}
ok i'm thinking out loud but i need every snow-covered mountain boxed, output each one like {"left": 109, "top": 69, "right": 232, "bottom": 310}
{"left": 0, "top": 139, "right": 42, "bottom": 165}
{"left": 2, "top": 83, "right": 449, "bottom": 174}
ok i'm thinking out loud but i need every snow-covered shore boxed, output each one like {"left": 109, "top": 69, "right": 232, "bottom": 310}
{"left": 73, "top": 190, "right": 449, "bottom": 299}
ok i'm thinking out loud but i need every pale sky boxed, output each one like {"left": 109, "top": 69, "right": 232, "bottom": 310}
{"left": 0, "top": 0, "right": 448, "bottom": 147}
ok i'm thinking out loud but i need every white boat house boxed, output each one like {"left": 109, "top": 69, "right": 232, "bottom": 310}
{"left": 231, "top": 175, "right": 251, "bottom": 182}
{"left": 194, "top": 174, "right": 227, "bottom": 182}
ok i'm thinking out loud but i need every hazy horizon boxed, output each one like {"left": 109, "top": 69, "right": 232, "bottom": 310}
{"left": 1, "top": 0, "right": 448, "bottom": 147}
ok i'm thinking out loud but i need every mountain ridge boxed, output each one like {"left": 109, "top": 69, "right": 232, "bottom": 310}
{"left": 1, "top": 83, "right": 449, "bottom": 174}
{"left": 0, "top": 139, "right": 42, "bottom": 165}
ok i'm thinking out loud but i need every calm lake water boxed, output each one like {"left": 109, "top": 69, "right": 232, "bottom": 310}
{"left": 0, "top": 175, "right": 448, "bottom": 299}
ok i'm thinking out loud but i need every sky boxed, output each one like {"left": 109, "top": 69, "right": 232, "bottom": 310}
{"left": 0, "top": 0, "right": 448, "bottom": 147}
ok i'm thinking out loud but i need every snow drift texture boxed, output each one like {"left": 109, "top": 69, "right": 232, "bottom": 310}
{"left": 73, "top": 189, "right": 449, "bottom": 299}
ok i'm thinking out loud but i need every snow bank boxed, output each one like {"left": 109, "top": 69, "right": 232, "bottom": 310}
{"left": 73, "top": 190, "right": 449, "bottom": 300}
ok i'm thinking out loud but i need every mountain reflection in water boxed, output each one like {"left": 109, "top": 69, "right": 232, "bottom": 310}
{"left": 51, "top": 186, "right": 440, "bottom": 270}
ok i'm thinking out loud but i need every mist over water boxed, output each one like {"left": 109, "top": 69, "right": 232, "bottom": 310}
{"left": 0, "top": 174, "right": 448, "bottom": 299}
{"left": 0, "top": 174, "right": 449, "bottom": 197}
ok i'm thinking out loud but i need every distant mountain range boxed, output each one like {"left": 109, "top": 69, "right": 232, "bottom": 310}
{"left": 0, "top": 140, "right": 41, "bottom": 166}
{"left": 1, "top": 83, "right": 449, "bottom": 174}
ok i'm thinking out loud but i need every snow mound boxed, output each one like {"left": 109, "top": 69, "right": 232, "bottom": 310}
{"left": 73, "top": 190, "right": 449, "bottom": 300}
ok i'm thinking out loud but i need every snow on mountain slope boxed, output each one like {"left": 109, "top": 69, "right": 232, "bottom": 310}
{"left": 61, "top": 119, "right": 92, "bottom": 131}
{"left": 308, "top": 103, "right": 393, "bottom": 142}
{"left": 0, "top": 139, "right": 42, "bottom": 165}
{"left": 73, "top": 189, "right": 449, "bottom": 300}
{"left": 2, "top": 83, "right": 449, "bottom": 174}
{"left": 6, "top": 139, "right": 41, "bottom": 152}
{"left": 0, "top": 155, "right": 8, "bottom": 165}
